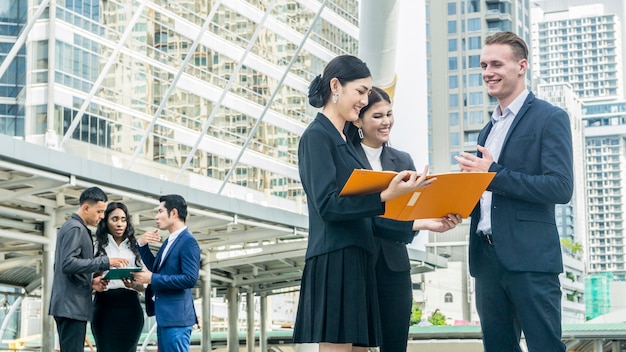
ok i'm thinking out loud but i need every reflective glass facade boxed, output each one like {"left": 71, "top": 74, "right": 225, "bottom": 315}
{"left": 0, "top": 0, "right": 26, "bottom": 136}
{"left": 1, "top": 0, "right": 360, "bottom": 212}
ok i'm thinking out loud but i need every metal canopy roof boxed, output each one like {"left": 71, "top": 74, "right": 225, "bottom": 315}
{"left": 0, "top": 133, "right": 446, "bottom": 296}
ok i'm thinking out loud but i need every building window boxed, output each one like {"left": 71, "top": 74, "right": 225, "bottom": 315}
{"left": 468, "top": 36, "right": 481, "bottom": 50}
{"left": 468, "top": 0, "right": 480, "bottom": 13}
{"left": 468, "top": 55, "right": 481, "bottom": 68}
{"left": 445, "top": 292, "right": 454, "bottom": 303}
{"left": 469, "top": 92, "right": 483, "bottom": 106}
{"left": 448, "top": 2, "right": 456, "bottom": 15}
{"left": 468, "top": 18, "right": 481, "bottom": 31}
{"left": 448, "top": 38, "right": 457, "bottom": 52}
{"left": 469, "top": 73, "right": 482, "bottom": 86}
{"left": 449, "top": 94, "right": 459, "bottom": 108}
{"left": 469, "top": 110, "right": 485, "bottom": 124}
{"left": 450, "top": 112, "right": 459, "bottom": 126}
{"left": 448, "top": 20, "right": 457, "bottom": 34}
{"left": 449, "top": 75, "right": 458, "bottom": 89}
{"left": 450, "top": 132, "right": 459, "bottom": 147}
{"left": 449, "top": 57, "right": 458, "bottom": 70}
{"left": 465, "top": 131, "right": 479, "bottom": 145}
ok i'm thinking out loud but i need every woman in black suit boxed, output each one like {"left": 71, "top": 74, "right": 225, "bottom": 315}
{"left": 347, "top": 87, "right": 461, "bottom": 352}
{"left": 293, "top": 56, "right": 434, "bottom": 352}
{"left": 92, "top": 202, "right": 145, "bottom": 352}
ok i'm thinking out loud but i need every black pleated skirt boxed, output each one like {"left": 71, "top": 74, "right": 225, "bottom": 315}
{"left": 92, "top": 288, "right": 144, "bottom": 352}
{"left": 293, "top": 246, "right": 381, "bottom": 347}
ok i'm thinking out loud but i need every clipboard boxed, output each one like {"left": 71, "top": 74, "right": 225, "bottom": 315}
{"left": 339, "top": 169, "right": 495, "bottom": 220}
{"left": 103, "top": 267, "right": 142, "bottom": 280}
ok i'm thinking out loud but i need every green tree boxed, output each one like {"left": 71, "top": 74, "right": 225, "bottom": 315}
{"left": 428, "top": 309, "right": 447, "bottom": 326}
{"left": 560, "top": 238, "right": 583, "bottom": 257}
{"left": 410, "top": 301, "right": 422, "bottom": 325}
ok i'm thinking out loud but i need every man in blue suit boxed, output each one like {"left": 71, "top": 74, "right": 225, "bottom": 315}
{"left": 455, "top": 32, "right": 573, "bottom": 352}
{"left": 134, "top": 194, "right": 201, "bottom": 352}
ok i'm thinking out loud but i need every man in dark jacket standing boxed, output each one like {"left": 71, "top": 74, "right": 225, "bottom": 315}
{"left": 49, "top": 187, "right": 128, "bottom": 352}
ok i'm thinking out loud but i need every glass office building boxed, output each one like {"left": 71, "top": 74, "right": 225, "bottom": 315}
{"left": 1, "top": 0, "right": 360, "bottom": 211}
{"left": 0, "top": 1, "right": 26, "bottom": 135}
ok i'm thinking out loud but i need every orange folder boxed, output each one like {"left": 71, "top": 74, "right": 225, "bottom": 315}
{"left": 339, "top": 169, "right": 495, "bottom": 220}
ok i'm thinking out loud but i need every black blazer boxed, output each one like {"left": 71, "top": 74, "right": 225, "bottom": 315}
{"left": 298, "top": 113, "right": 386, "bottom": 259}
{"left": 469, "top": 92, "right": 573, "bottom": 275}
{"left": 49, "top": 214, "right": 110, "bottom": 321}
{"left": 355, "top": 144, "right": 416, "bottom": 272}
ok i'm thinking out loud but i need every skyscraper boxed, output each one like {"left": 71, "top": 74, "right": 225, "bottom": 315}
{"left": 531, "top": 4, "right": 623, "bottom": 100}
{"left": 533, "top": 1, "right": 626, "bottom": 282}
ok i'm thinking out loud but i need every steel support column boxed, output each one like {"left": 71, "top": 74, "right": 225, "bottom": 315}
{"left": 260, "top": 293, "right": 268, "bottom": 352}
{"left": 227, "top": 287, "right": 240, "bottom": 352}
{"left": 246, "top": 288, "right": 255, "bottom": 352}
{"left": 201, "top": 258, "right": 212, "bottom": 352}
{"left": 42, "top": 206, "right": 57, "bottom": 352}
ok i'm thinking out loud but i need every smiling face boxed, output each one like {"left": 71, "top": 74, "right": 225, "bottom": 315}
{"left": 480, "top": 43, "right": 527, "bottom": 108}
{"left": 106, "top": 207, "right": 128, "bottom": 241}
{"left": 354, "top": 100, "right": 393, "bottom": 148}
{"left": 333, "top": 77, "right": 372, "bottom": 123}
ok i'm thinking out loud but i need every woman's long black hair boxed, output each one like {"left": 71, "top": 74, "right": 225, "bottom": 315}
{"left": 95, "top": 202, "right": 142, "bottom": 267}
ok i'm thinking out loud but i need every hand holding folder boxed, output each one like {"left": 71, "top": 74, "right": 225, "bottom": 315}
{"left": 339, "top": 169, "right": 495, "bottom": 220}
{"left": 102, "top": 267, "right": 143, "bottom": 280}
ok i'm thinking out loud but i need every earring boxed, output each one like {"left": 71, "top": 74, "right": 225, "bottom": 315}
{"left": 358, "top": 127, "right": 364, "bottom": 139}
{"left": 332, "top": 93, "right": 339, "bottom": 104}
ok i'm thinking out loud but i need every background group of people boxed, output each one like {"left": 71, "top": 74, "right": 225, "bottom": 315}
{"left": 46, "top": 30, "right": 572, "bottom": 352}
{"left": 49, "top": 189, "right": 200, "bottom": 352}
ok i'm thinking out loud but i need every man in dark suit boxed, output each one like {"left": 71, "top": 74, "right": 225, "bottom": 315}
{"left": 49, "top": 187, "right": 129, "bottom": 352}
{"left": 455, "top": 32, "right": 573, "bottom": 352}
{"left": 134, "top": 194, "right": 201, "bottom": 352}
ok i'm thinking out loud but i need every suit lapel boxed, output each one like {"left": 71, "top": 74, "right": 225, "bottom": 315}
{"left": 477, "top": 93, "right": 534, "bottom": 157}
{"left": 500, "top": 92, "right": 534, "bottom": 152}
{"left": 158, "top": 230, "right": 188, "bottom": 270}
{"left": 380, "top": 146, "right": 397, "bottom": 171}
{"left": 355, "top": 143, "right": 372, "bottom": 169}
{"left": 478, "top": 122, "right": 493, "bottom": 150}
{"left": 345, "top": 139, "right": 368, "bottom": 169}
{"left": 316, "top": 112, "right": 368, "bottom": 169}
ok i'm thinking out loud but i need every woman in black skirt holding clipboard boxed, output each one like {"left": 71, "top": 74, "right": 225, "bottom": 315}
{"left": 92, "top": 202, "right": 145, "bottom": 352}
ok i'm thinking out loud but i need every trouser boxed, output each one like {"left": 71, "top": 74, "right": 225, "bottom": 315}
{"left": 54, "top": 316, "right": 87, "bottom": 352}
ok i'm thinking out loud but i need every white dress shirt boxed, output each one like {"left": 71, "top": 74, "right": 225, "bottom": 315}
{"left": 96, "top": 234, "right": 144, "bottom": 290}
{"left": 476, "top": 89, "right": 529, "bottom": 235}
{"left": 159, "top": 226, "right": 186, "bottom": 266}
{"left": 361, "top": 143, "right": 383, "bottom": 171}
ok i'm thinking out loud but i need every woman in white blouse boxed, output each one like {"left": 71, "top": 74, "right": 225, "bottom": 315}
{"left": 92, "top": 202, "right": 145, "bottom": 352}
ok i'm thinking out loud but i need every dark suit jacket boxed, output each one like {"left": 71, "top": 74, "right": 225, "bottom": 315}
{"left": 298, "top": 113, "right": 386, "bottom": 259}
{"left": 49, "top": 214, "right": 110, "bottom": 321}
{"left": 469, "top": 92, "right": 573, "bottom": 276}
{"left": 138, "top": 228, "right": 201, "bottom": 327}
{"left": 355, "top": 144, "right": 416, "bottom": 272}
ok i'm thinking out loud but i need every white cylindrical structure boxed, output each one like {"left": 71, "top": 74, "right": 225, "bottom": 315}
{"left": 358, "top": 0, "right": 400, "bottom": 88}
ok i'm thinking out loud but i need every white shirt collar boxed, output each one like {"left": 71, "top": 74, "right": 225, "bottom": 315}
{"left": 493, "top": 89, "right": 529, "bottom": 122}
